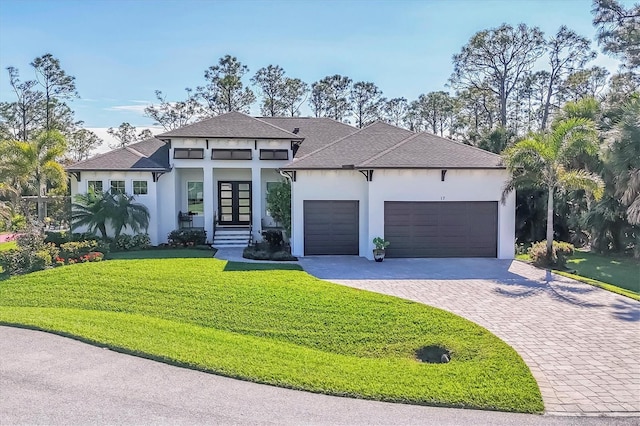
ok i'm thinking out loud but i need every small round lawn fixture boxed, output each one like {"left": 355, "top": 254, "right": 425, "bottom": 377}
{"left": 415, "top": 345, "right": 451, "bottom": 364}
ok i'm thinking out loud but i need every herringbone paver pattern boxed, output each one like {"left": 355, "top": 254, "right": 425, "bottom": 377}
{"left": 299, "top": 257, "right": 640, "bottom": 416}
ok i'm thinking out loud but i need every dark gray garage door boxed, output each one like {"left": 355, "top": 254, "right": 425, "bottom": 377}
{"left": 384, "top": 201, "right": 497, "bottom": 258}
{"left": 304, "top": 200, "right": 359, "bottom": 255}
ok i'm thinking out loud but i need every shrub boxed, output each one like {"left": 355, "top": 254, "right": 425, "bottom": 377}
{"left": 242, "top": 244, "right": 297, "bottom": 261}
{"left": 262, "top": 230, "right": 284, "bottom": 250}
{"left": 10, "top": 214, "right": 26, "bottom": 231}
{"left": 168, "top": 229, "right": 207, "bottom": 246}
{"left": 270, "top": 250, "right": 297, "bottom": 261}
{"left": 44, "top": 231, "right": 71, "bottom": 246}
{"left": 529, "top": 240, "right": 575, "bottom": 268}
{"left": 60, "top": 240, "right": 100, "bottom": 259}
{"left": 0, "top": 230, "right": 59, "bottom": 275}
{"left": 243, "top": 247, "right": 271, "bottom": 260}
{"left": 132, "top": 233, "right": 151, "bottom": 250}
{"left": 115, "top": 234, "right": 134, "bottom": 251}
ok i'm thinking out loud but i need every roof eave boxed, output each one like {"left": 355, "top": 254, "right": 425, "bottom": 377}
{"left": 282, "top": 165, "right": 506, "bottom": 170}
{"left": 66, "top": 167, "right": 170, "bottom": 172}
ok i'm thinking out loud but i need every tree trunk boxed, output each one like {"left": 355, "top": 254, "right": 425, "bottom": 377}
{"left": 37, "top": 177, "right": 46, "bottom": 222}
{"left": 540, "top": 78, "right": 554, "bottom": 130}
{"left": 546, "top": 187, "right": 554, "bottom": 256}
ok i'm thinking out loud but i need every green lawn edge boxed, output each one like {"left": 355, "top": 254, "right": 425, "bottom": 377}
{"left": 0, "top": 259, "right": 544, "bottom": 413}
{"left": 0, "top": 308, "right": 543, "bottom": 413}
{"left": 515, "top": 254, "right": 639, "bottom": 301}
{"left": 552, "top": 270, "right": 640, "bottom": 301}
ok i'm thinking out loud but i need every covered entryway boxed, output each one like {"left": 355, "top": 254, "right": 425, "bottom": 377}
{"left": 384, "top": 201, "right": 497, "bottom": 258}
{"left": 304, "top": 200, "right": 359, "bottom": 255}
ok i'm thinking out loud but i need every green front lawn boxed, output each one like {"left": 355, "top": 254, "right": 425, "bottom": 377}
{"left": 106, "top": 248, "right": 216, "bottom": 260}
{"left": 566, "top": 251, "right": 639, "bottom": 294}
{"left": 517, "top": 250, "right": 639, "bottom": 298}
{"left": 0, "top": 241, "right": 17, "bottom": 252}
{"left": 0, "top": 258, "right": 542, "bottom": 413}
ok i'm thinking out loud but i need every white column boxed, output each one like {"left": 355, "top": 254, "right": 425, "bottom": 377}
{"left": 251, "top": 166, "right": 262, "bottom": 242}
{"left": 203, "top": 167, "right": 214, "bottom": 244}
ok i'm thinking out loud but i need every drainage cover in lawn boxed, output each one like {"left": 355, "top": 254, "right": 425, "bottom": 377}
{"left": 416, "top": 345, "right": 451, "bottom": 363}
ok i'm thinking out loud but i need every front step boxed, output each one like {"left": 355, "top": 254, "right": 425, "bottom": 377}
{"left": 213, "top": 228, "right": 251, "bottom": 248}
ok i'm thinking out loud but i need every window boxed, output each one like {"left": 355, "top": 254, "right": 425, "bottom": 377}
{"left": 260, "top": 149, "right": 289, "bottom": 160}
{"left": 174, "top": 148, "right": 204, "bottom": 159}
{"left": 87, "top": 180, "right": 103, "bottom": 192}
{"left": 211, "top": 149, "right": 252, "bottom": 160}
{"left": 133, "top": 180, "right": 148, "bottom": 195}
{"left": 110, "top": 180, "right": 125, "bottom": 194}
{"left": 187, "top": 181, "right": 204, "bottom": 215}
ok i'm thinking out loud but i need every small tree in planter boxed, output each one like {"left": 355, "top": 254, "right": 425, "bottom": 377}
{"left": 265, "top": 180, "right": 291, "bottom": 236}
{"left": 373, "top": 237, "right": 390, "bottom": 262}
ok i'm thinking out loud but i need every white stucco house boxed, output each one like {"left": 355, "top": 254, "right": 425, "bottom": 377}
{"left": 68, "top": 111, "right": 515, "bottom": 260}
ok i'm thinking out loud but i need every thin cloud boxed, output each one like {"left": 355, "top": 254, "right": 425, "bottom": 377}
{"left": 106, "top": 104, "right": 149, "bottom": 114}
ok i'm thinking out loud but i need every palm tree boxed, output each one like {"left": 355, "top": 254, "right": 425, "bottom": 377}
{"left": 605, "top": 96, "right": 640, "bottom": 226}
{"left": 109, "top": 192, "right": 149, "bottom": 238}
{"left": 0, "top": 131, "right": 67, "bottom": 222}
{"left": 71, "top": 190, "right": 149, "bottom": 239}
{"left": 71, "top": 190, "right": 112, "bottom": 238}
{"left": 502, "top": 117, "right": 604, "bottom": 256}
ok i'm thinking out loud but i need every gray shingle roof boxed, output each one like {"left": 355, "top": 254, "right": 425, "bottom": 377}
{"left": 284, "top": 121, "right": 414, "bottom": 169}
{"left": 284, "top": 122, "right": 503, "bottom": 170}
{"left": 67, "top": 138, "right": 169, "bottom": 171}
{"left": 258, "top": 117, "right": 356, "bottom": 156}
{"left": 360, "top": 132, "right": 503, "bottom": 168}
{"left": 157, "top": 111, "right": 301, "bottom": 139}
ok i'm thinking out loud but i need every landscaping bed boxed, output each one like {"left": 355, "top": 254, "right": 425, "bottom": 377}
{"left": 0, "top": 257, "right": 542, "bottom": 413}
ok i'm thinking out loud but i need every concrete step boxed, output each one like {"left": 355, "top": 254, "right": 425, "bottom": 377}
{"left": 213, "top": 243, "right": 249, "bottom": 248}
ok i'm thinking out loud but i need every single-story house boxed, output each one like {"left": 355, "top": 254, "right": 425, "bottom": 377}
{"left": 67, "top": 111, "right": 515, "bottom": 260}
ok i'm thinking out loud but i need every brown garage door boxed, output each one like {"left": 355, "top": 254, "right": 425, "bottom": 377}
{"left": 304, "top": 200, "right": 359, "bottom": 255}
{"left": 384, "top": 201, "right": 497, "bottom": 258}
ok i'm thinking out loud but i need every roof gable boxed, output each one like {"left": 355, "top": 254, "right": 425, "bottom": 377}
{"left": 157, "top": 111, "right": 301, "bottom": 139}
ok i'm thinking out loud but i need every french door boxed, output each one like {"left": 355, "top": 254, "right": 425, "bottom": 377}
{"left": 218, "top": 181, "right": 251, "bottom": 225}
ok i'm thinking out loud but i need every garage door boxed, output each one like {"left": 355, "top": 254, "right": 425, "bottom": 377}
{"left": 304, "top": 200, "right": 359, "bottom": 255}
{"left": 384, "top": 201, "right": 497, "bottom": 258}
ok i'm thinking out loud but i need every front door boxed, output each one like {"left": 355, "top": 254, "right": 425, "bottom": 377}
{"left": 218, "top": 181, "right": 251, "bottom": 225}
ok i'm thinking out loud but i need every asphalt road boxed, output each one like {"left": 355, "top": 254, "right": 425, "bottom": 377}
{"left": 1, "top": 326, "right": 637, "bottom": 425}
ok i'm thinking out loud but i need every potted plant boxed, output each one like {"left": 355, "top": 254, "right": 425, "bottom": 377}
{"left": 372, "top": 237, "right": 390, "bottom": 262}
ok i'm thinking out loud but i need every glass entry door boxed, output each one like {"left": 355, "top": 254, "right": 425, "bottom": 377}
{"left": 218, "top": 181, "right": 251, "bottom": 225}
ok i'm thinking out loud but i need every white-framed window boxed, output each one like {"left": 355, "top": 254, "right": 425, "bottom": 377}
{"left": 87, "top": 180, "right": 103, "bottom": 192}
{"left": 110, "top": 180, "right": 126, "bottom": 194}
{"left": 133, "top": 180, "right": 148, "bottom": 195}
{"left": 187, "top": 181, "right": 204, "bottom": 215}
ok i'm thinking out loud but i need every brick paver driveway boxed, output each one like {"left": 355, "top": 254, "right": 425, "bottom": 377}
{"left": 299, "top": 257, "right": 640, "bottom": 416}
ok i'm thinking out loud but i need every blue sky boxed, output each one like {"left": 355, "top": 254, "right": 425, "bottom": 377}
{"left": 0, "top": 0, "right": 631, "bottom": 134}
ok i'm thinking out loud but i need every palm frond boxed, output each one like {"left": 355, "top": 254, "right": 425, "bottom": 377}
{"left": 558, "top": 169, "right": 605, "bottom": 200}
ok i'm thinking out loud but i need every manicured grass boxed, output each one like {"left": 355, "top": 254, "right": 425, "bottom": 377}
{"left": 517, "top": 251, "right": 639, "bottom": 298}
{"left": 553, "top": 270, "right": 639, "bottom": 301}
{"left": 0, "top": 241, "right": 17, "bottom": 252}
{"left": 0, "top": 258, "right": 543, "bottom": 413}
{"left": 566, "top": 251, "right": 639, "bottom": 294}
{"left": 106, "top": 248, "right": 216, "bottom": 260}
